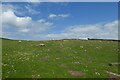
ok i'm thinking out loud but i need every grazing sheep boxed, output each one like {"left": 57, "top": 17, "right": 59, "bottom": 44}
{"left": 99, "top": 41, "right": 102, "bottom": 42}
{"left": 18, "top": 40, "right": 22, "bottom": 43}
{"left": 38, "top": 43, "right": 45, "bottom": 46}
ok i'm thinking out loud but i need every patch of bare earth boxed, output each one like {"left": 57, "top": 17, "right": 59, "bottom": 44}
{"left": 68, "top": 70, "right": 85, "bottom": 77}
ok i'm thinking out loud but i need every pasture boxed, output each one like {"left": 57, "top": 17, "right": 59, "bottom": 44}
{"left": 2, "top": 38, "right": 119, "bottom": 78}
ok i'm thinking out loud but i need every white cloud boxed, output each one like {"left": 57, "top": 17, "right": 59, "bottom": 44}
{"left": 25, "top": 4, "right": 40, "bottom": 14}
{"left": 58, "top": 14, "right": 70, "bottom": 18}
{"left": 29, "top": 19, "right": 53, "bottom": 33}
{"left": 2, "top": 10, "right": 32, "bottom": 31}
{"left": 2, "top": 9, "right": 53, "bottom": 34}
{"left": 2, "top": 3, "right": 40, "bottom": 16}
{"left": 2, "top": 4, "right": 24, "bottom": 16}
{"left": 2, "top": 4, "right": 14, "bottom": 12}
{"left": 35, "top": 20, "right": 118, "bottom": 40}
{"left": 67, "top": 25, "right": 100, "bottom": 33}
{"left": 37, "top": 19, "right": 46, "bottom": 23}
{"left": 48, "top": 14, "right": 70, "bottom": 19}
{"left": 19, "top": 29, "right": 30, "bottom": 33}
{"left": 49, "top": 14, "right": 57, "bottom": 18}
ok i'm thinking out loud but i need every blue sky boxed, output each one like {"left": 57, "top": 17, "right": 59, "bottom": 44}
{"left": 1, "top": 2, "right": 118, "bottom": 40}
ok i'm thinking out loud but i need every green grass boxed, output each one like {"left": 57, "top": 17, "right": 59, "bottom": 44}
{"left": 2, "top": 39, "right": 119, "bottom": 78}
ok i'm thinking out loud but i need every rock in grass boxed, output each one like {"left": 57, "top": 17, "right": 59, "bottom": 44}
{"left": 106, "top": 71, "right": 120, "bottom": 78}
{"left": 108, "top": 63, "right": 120, "bottom": 66}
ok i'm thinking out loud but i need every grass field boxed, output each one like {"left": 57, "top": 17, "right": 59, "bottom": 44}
{"left": 2, "top": 38, "right": 119, "bottom": 78}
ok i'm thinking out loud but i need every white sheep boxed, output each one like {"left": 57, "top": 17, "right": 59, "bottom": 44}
{"left": 39, "top": 43, "right": 45, "bottom": 46}
{"left": 18, "top": 40, "right": 22, "bottom": 43}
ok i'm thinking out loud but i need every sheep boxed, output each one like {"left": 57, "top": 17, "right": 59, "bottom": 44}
{"left": 38, "top": 43, "right": 46, "bottom": 46}
{"left": 18, "top": 40, "right": 22, "bottom": 43}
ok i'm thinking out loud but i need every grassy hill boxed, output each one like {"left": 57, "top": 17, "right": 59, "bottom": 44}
{"left": 2, "top": 38, "right": 119, "bottom": 78}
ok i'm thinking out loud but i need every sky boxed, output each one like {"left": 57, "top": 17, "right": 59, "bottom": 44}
{"left": 1, "top": 2, "right": 118, "bottom": 40}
